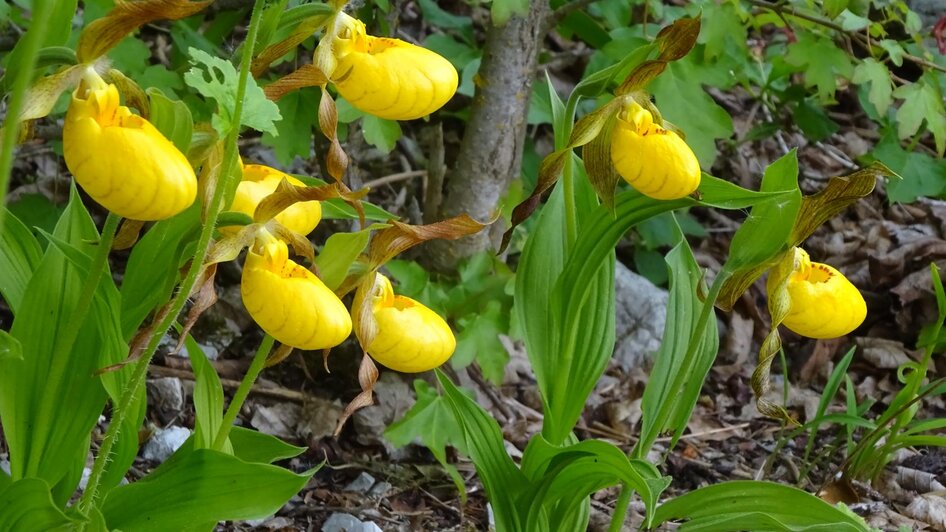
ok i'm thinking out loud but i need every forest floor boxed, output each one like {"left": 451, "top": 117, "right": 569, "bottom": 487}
{"left": 4, "top": 13, "right": 946, "bottom": 532}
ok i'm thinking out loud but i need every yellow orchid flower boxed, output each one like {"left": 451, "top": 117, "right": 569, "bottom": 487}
{"left": 610, "top": 101, "right": 701, "bottom": 200}
{"left": 228, "top": 163, "right": 322, "bottom": 235}
{"left": 327, "top": 13, "right": 458, "bottom": 121}
{"left": 767, "top": 248, "right": 866, "bottom": 339}
{"left": 362, "top": 274, "right": 456, "bottom": 373}
{"left": 241, "top": 231, "right": 351, "bottom": 350}
{"left": 62, "top": 67, "right": 197, "bottom": 221}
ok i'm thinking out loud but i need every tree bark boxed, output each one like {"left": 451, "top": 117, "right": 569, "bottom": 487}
{"left": 427, "top": 0, "right": 550, "bottom": 270}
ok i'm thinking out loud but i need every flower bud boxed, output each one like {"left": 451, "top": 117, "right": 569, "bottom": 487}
{"left": 241, "top": 232, "right": 351, "bottom": 349}
{"left": 228, "top": 164, "right": 322, "bottom": 235}
{"left": 363, "top": 275, "right": 455, "bottom": 373}
{"left": 62, "top": 68, "right": 197, "bottom": 220}
{"left": 767, "top": 248, "right": 866, "bottom": 339}
{"left": 329, "top": 14, "right": 458, "bottom": 121}
{"left": 610, "top": 101, "right": 700, "bottom": 200}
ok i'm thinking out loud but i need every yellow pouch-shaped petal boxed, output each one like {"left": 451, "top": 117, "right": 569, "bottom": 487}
{"left": 766, "top": 249, "right": 866, "bottom": 339}
{"left": 331, "top": 16, "right": 458, "bottom": 121}
{"left": 241, "top": 237, "right": 352, "bottom": 349}
{"left": 228, "top": 164, "right": 321, "bottom": 235}
{"left": 610, "top": 102, "right": 700, "bottom": 200}
{"left": 63, "top": 70, "right": 197, "bottom": 221}
{"left": 365, "top": 275, "right": 455, "bottom": 373}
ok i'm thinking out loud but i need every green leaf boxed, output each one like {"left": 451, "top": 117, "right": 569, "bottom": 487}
{"left": 0, "top": 478, "right": 76, "bottom": 531}
{"left": 361, "top": 115, "right": 402, "bottom": 154}
{"left": 491, "top": 0, "right": 529, "bottom": 26}
{"left": 699, "top": 2, "right": 748, "bottom": 60}
{"left": 794, "top": 100, "right": 839, "bottom": 141}
{"left": 314, "top": 228, "right": 372, "bottom": 291}
{"left": 452, "top": 300, "right": 509, "bottom": 383}
{"left": 183, "top": 47, "right": 282, "bottom": 137}
{"left": 101, "top": 449, "right": 312, "bottom": 531}
{"left": 147, "top": 87, "right": 194, "bottom": 154}
{"left": 229, "top": 426, "right": 307, "bottom": 464}
{"left": 437, "top": 370, "right": 526, "bottom": 531}
{"left": 185, "top": 336, "right": 227, "bottom": 452}
{"left": 651, "top": 481, "right": 870, "bottom": 531}
{"left": 0, "top": 0, "right": 77, "bottom": 91}
{"left": 0, "top": 186, "right": 123, "bottom": 504}
{"left": 7, "top": 193, "right": 64, "bottom": 243}
{"left": 852, "top": 59, "right": 893, "bottom": 117}
{"left": 824, "top": 0, "right": 849, "bottom": 19}
{"left": 423, "top": 34, "right": 479, "bottom": 69}
{"left": 784, "top": 32, "right": 854, "bottom": 102}
{"left": 878, "top": 39, "right": 904, "bottom": 67}
{"left": 0, "top": 331, "right": 22, "bottom": 362}
{"left": 893, "top": 75, "right": 946, "bottom": 156}
{"left": 872, "top": 130, "right": 946, "bottom": 203}
{"left": 417, "top": 0, "right": 473, "bottom": 31}
{"left": 724, "top": 150, "right": 801, "bottom": 271}
{"left": 120, "top": 204, "right": 200, "bottom": 338}
{"left": 649, "top": 57, "right": 734, "bottom": 167}
{"left": 0, "top": 208, "right": 43, "bottom": 314}
{"left": 637, "top": 219, "right": 719, "bottom": 454}
{"left": 384, "top": 380, "right": 467, "bottom": 501}
{"left": 261, "top": 87, "right": 319, "bottom": 165}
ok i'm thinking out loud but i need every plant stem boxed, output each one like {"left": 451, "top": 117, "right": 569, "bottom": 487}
{"left": 78, "top": 0, "right": 267, "bottom": 516}
{"left": 0, "top": 0, "right": 54, "bottom": 234}
{"left": 608, "top": 486, "right": 632, "bottom": 532}
{"left": 212, "top": 335, "right": 274, "bottom": 451}
{"left": 26, "top": 213, "right": 119, "bottom": 476}
{"left": 562, "top": 154, "right": 578, "bottom": 248}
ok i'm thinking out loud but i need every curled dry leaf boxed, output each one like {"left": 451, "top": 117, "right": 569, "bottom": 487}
{"left": 500, "top": 98, "right": 623, "bottom": 252}
{"left": 614, "top": 16, "right": 701, "bottom": 95}
{"left": 252, "top": 16, "right": 330, "bottom": 78}
{"left": 367, "top": 215, "right": 491, "bottom": 268}
{"left": 253, "top": 177, "right": 367, "bottom": 228}
{"left": 265, "top": 343, "right": 295, "bottom": 368}
{"left": 263, "top": 64, "right": 329, "bottom": 101}
{"left": 582, "top": 110, "right": 621, "bottom": 211}
{"left": 105, "top": 68, "right": 150, "bottom": 117}
{"left": 172, "top": 263, "right": 218, "bottom": 356}
{"left": 77, "top": 0, "right": 212, "bottom": 63}
{"left": 334, "top": 353, "right": 380, "bottom": 437}
{"left": 318, "top": 86, "right": 349, "bottom": 183}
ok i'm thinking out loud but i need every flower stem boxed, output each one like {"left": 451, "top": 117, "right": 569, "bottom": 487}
{"left": 0, "top": 0, "right": 55, "bottom": 235}
{"left": 608, "top": 486, "right": 632, "bottom": 532}
{"left": 212, "top": 335, "right": 275, "bottom": 451}
{"left": 78, "top": 0, "right": 267, "bottom": 516}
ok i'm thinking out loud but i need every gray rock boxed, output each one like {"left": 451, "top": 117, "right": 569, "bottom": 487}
{"left": 147, "top": 377, "right": 184, "bottom": 412}
{"left": 367, "top": 481, "right": 391, "bottom": 499}
{"left": 353, "top": 373, "right": 412, "bottom": 458}
{"left": 142, "top": 426, "right": 191, "bottom": 462}
{"left": 343, "top": 472, "right": 376, "bottom": 493}
{"left": 251, "top": 403, "right": 302, "bottom": 440}
{"left": 614, "top": 261, "right": 668, "bottom": 371}
{"left": 1, "top": 460, "right": 10, "bottom": 476}
{"left": 321, "top": 513, "right": 383, "bottom": 532}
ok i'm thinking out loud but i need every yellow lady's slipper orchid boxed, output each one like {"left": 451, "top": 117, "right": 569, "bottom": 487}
{"left": 610, "top": 101, "right": 701, "bottom": 200}
{"left": 241, "top": 232, "right": 351, "bottom": 349}
{"left": 766, "top": 248, "right": 867, "bottom": 339}
{"left": 228, "top": 164, "right": 322, "bottom": 235}
{"left": 62, "top": 68, "right": 196, "bottom": 220}
{"left": 329, "top": 13, "right": 458, "bottom": 121}
{"left": 363, "top": 274, "right": 455, "bottom": 373}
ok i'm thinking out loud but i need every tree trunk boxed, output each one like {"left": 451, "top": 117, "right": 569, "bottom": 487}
{"left": 427, "top": 0, "right": 550, "bottom": 270}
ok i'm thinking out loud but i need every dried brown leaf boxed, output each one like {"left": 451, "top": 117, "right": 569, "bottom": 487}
{"left": 615, "top": 60, "right": 667, "bottom": 95}
{"left": 318, "top": 86, "right": 348, "bottom": 182}
{"left": 368, "top": 215, "right": 491, "bottom": 268}
{"left": 334, "top": 354, "right": 379, "bottom": 437}
{"left": 263, "top": 64, "right": 329, "bottom": 101}
{"left": 114, "top": 219, "right": 145, "bottom": 250}
{"left": 265, "top": 343, "right": 295, "bottom": 368}
{"left": 252, "top": 17, "right": 328, "bottom": 78}
{"left": 500, "top": 98, "right": 623, "bottom": 253}
{"left": 172, "top": 264, "right": 218, "bottom": 356}
{"left": 655, "top": 16, "right": 701, "bottom": 62}
{"left": 253, "top": 178, "right": 367, "bottom": 226}
{"left": 77, "top": 0, "right": 211, "bottom": 63}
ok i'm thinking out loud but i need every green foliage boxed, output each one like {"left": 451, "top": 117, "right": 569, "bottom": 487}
{"left": 184, "top": 47, "right": 281, "bottom": 137}
{"left": 651, "top": 481, "right": 870, "bottom": 531}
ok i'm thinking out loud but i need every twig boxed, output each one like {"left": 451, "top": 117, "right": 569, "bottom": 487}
{"left": 362, "top": 169, "right": 426, "bottom": 190}
{"left": 149, "top": 364, "right": 311, "bottom": 403}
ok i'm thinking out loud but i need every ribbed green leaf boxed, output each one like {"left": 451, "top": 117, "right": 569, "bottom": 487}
{"left": 0, "top": 478, "right": 75, "bottom": 531}
{"left": 101, "top": 449, "right": 312, "bottom": 531}
{"left": 0, "top": 208, "right": 43, "bottom": 314}
{"left": 652, "top": 481, "right": 870, "bottom": 531}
